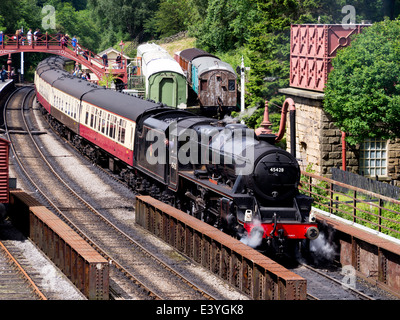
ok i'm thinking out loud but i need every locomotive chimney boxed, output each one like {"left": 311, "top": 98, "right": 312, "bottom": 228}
{"left": 256, "top": 98, "right": 297, "bottom": 157}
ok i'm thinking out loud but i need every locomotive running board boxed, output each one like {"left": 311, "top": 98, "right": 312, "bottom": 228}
{"left": 179, "top": 170, "right": 233, "bottom": 199}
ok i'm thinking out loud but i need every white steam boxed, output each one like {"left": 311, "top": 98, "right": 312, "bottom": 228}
{"left": 222, "top": 106, "right": 258, "bottom": 124}
{"left": 309, "top": 233, "right": 337, "bottom": 262}
{"left": 240, "top": 219, "right": 264, "bottom": 248}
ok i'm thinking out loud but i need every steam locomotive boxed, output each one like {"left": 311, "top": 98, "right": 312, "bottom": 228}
{"left": 34, "top": 56, "right": 319, "bottom": 255}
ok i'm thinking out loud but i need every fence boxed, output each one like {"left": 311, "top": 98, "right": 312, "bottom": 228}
{"left": 331, "top": 168, "right": 400, "bottom": 199}
{"left": 126, "top": 75, "right": 145, "bottom": 95}
{"left": 300, "top": 171, "right": 400, "bottom": 239}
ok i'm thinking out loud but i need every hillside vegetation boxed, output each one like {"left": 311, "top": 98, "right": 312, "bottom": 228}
{"left": 0, "top": 0, "right": 399, "bottom": 129}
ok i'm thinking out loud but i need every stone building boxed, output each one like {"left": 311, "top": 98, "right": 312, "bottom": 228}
{"left": 276, "top": 24, "right": 400, "bottom": 186}
{"left": 278, "top": 87, "right": 400, "bottom": 186}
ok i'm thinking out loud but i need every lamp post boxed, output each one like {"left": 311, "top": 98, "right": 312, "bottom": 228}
{"left": 21, "top": 26, "right": 24, "bottom": 83}
{"left": 119, "top": 40, "right": 126, "bottom": 83}
{"left": 119, "top": 40, "right": 125, "bottom": 55}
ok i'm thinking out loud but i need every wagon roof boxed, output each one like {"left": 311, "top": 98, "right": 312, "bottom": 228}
{"left": 179, "top": 48, "right": 218, "bottom": 62}
{"left": 191, "top": 57, "right": 236, "bottom": 76}
{"left": 145, "top": 59, "right": 185, "bottom": 79}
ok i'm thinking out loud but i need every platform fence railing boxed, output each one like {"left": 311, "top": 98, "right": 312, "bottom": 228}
{"left": 300, "top": 170, "right": 400, "bottom": 239}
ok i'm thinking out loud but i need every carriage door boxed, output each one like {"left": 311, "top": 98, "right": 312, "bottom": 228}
{"left": 159, "top": 77, "right": 174, "bottom": 107}
{"left": 168, "top": 134, "right": 178, "bottom": 190}
{"left": 209, "top": 72, "right": 227, "bottom": 107}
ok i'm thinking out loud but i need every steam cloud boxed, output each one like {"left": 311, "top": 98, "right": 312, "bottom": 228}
{"left": 240, "top": 219, "right": 264, "bottom": 248}
{"left": 309, "top": 232, "right": 337, "bottom": 262}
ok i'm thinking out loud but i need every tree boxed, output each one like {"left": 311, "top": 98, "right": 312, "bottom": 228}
{"left": 323, "top": 19, "right": 400, "bottom": 145}
{"left": 193, "top": 0, "right": 258, "bottom": 52}
{"left": 87, "top": 0, "right": 159, "bottom": 42}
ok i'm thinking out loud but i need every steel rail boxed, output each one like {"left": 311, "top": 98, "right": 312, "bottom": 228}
{"left": 300, "top": 263, "right": 375, "bottom": 300}
{"left": 0, "top": 240, "right": 47, "bottom": 300}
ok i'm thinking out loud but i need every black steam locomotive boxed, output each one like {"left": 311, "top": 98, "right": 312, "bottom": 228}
{"left": 35, "top": 56, "right": 319, "bottom": 255}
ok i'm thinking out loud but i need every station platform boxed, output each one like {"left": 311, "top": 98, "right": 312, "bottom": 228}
{"left": 0, "top": 79, "right": 13, "bottom": 90}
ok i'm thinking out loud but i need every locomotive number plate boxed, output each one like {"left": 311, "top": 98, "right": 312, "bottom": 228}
{"left": 269, "top": 167, "right": 284, "bottom": 173}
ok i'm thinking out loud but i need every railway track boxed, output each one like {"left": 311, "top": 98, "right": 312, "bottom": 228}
{"left": 0, "top": 239, "right": 46, "bottom": 300}
{"left": 4, "top": 86, "right": 243, "bottom": 300}
{"left": 288, "top": 254, "right": 397, "bottom": 300}
{"left": 295, "top": 263, "right": 376, "bottom": 300}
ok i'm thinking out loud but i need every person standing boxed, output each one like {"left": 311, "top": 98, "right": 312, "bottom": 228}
{"left": 72, "top": 35, "right": 78, "bottom": 52}
{"left": 35, "top": 29, "right": 42, "bottom": 45}
{"left": 1, "top": 65, "right": 8, "bottom": 82}
{"left": 102, "top": 53, "right": 108, "bottom": 67}
{"left": 27, "top": 29, "right": 32, "bottom": 45}
{"left": 116, "top": 54, "right": 122, "bottom": 68}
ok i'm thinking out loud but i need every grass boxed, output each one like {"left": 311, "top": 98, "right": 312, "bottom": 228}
{"left": 301, "top": 181, "right": 400, "bottom": 239}
{"left": 159, "top": 37, "right": 197, "bottom": 56}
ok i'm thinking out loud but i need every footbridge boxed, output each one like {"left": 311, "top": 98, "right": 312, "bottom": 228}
{"left": 0, "top": 33, "right": 127, "bottom": 83}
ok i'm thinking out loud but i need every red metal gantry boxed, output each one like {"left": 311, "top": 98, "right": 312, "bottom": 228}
{"left": 0, "top": 33, "right": 127, "bottom": 83}
{"left": 289, "top": 24, "right": 370, "bottom": 91}
{"left": 0, "top": 138, "right": 10, "bottom": 204}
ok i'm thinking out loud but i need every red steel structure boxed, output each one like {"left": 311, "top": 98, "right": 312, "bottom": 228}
{"left": 0, "top": 138, "right": 10, "bottom": 204}
{"left": 0, "top": 33, "right": 127, "bottom": 83}
{"left": 290, "top": 24, "right": 370, "bottom": 91}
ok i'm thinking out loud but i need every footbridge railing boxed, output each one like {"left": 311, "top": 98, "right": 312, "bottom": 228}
{"left": 0, "top": 33, "right": 127, "bottom": 83}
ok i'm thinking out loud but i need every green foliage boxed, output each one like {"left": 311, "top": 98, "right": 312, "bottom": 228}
{"left": 300, "top": 169, "right": 400, "bottom": 239}
{"left": 193, "top": 0, "right": 258, "bottom": 52}
{"left": 98, "top": 67, "right": 117, "bottom": 88}
{"left": 87, "top": 0, "right": 159, "bottom": 45}
{"left": 300, "top": 164, "right": 329, "bottom": 210}
{"left": 324, "top": 192, "right": 400, "bottom": 239}
{"left": 324, "top": 19, "right": 400, "bottom": 145}
{"left": 145, "top": 0, "right": 191, "bottom": 38}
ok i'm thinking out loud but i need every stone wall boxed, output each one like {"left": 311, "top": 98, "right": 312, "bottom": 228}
{"left": 279, "top": 88, "right": 358, "bottom": 178}
{"left": 388, "top": 139, "right": 400, "bottom": 184}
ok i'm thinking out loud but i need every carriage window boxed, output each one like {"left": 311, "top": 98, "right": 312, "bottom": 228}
{"left": 94, "top": 109, "right": 98, "bottom": 128}
{"left": 101, "top": 112, "right": 106, "bottom": 134}
{"left": 228, "top": 80, "right": 235, "bottom": 91}
{"left": 98, "top": 110, "right": 102, "bottom": 131}
{"left": 106, "top": 114, "right": 110, "bottom": 136}
{"left": 109, "top": 115, "right": 116, "bottom": 139}
{"left": 85, "top": 105, "right": 89, "bottom": 124}
{"left": 118, "top": 119, "right": 126, "bottom": 144}
{"left": 90, "top": 107, "right": 95, "bottom": 127}
{"left": 201, "top": 80, "right": 208, "bottom": 90}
